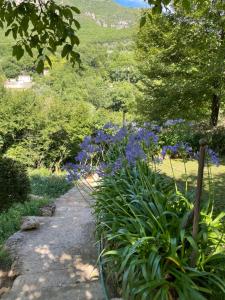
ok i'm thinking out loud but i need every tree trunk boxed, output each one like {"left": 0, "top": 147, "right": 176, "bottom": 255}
{"left": 122, "top": 111, "right": 126, "bottom": 127}
{"left": 210, "top": 93, "right": 220, "bottom": 127}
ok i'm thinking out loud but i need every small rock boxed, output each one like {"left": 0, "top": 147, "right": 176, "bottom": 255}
{"left": 0, "top": 272, "right": 8, "bottom": 288}
{"left": 0, "top": 287, "right": 10, "bottom": 296}
{"left": 5, "top": 232, "right": 25, "bottom": 258}
{"left": 21, "top": 217, "right": 40, "bottom": 231}
{"left": 8, "top": 261, "right": 20, "bottom": 278}
{"left": 40, "top": 203, "right": 56, "bottom": 217}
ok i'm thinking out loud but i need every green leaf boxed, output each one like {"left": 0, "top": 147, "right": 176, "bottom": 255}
{"left": 61, "top": 44, "right": 72, "bottom": 58}
{"left": 71, "top": 6, "right": 80, "bottom": 14}
{"left": 140, "top": 16, "right": 147, "bottom": 27}
{"left": 12, "top": 44, "right": 24, "bottom": 60}
{"left": 36, "top": 59, "right": 44, "bottom": 74}
{"left": 24, "top": 44, "right": 33, "bottom": 57}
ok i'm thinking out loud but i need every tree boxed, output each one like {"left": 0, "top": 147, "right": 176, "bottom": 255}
{"left": 0, "top": 0, "right": 81, "bottom": 72}
{"left": 145, "top": 0, "right": 213, "bottom": 14}
{"left": 137, "top": 3, "right": 225, "bottom": 125}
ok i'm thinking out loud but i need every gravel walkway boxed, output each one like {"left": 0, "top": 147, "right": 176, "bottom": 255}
{"left": 2, "top": 185, "right": 104, "bottom": 300}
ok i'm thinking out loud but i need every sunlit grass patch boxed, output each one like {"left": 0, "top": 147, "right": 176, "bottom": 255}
{"left": 159, "top": 158, "right": 225, "bottom": 212}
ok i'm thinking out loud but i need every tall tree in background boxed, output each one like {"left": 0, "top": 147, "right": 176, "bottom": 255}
{"left": 137, "top": 2, "right": 225, "bottom": 125}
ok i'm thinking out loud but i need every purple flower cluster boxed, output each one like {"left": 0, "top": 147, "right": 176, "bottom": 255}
{"left": 164, "top": 119, "right": 185, "bottom": 127}
{"left": 125, "top": 142, "right": 146, "bottom": 165}
{"left": 194, "top": 147, "right": 220, "bottom": 167}
{"left": 65, "top": 123, "right": 159, "bottom": 181}
{"left": 207, "top": 148, "right": 220, "bottom": 166}
{"left": 65, "top": 121, "right": 221, "bottom": 183}
{"left": 161, "top": 145, "right": 179, "bottom": 158}
{"left": 161, "top": 143, "right": 193, "bottom": 159}
{"left": 143, "top": 122, "right": 161, "bottom": 133}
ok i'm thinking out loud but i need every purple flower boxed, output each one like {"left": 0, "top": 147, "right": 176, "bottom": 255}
{"left": 94, "top": 130, "right": 111, "bottom": 144}
{"left": 207, "top": 148, "right": 220, "bottom": 166}
{"left": 125, "top": 142, "right": 146, "bottom": 165}
{"left": 112, "top": 127, "right": 128, "bottom": 142}
{"left": 111, "top": 157, "right": 123, "bottom": 173}
{"left": 164, "top": 119, "right": 185, "bottom": 127}
{"left": 131, "top": 128, "right": 158, "bottom": 147}
{"left": 179, "top": 143, "right": 193, "bottom": 156}
{"left": 75, "top": 150, "right": 89, "bottom": 162}
{"left": 64, "top": 163, "right": 81, "bottom": 181}
{"left": 161, "top": 145, "right": 179, "bottom": 158}
{"left": 103, "top": 122, "right": 118, "bottom": 130}
{"left": 96, "top": 162, "right": 108, "bottom": 177}
{"left": 194, "top": 147, "right": 219, "bottom": 166}
{"left": 80, "top": 136, "right": 92, "bottom": 149}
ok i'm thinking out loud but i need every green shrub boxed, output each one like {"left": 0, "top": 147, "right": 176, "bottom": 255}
{"left": 29, "top": 169, "right": 73, "bottom": 198}
{"left": 94, "top": 162, "right": 225, "bottom": 299}
{"left": 0, "top": 198, "right": 49, "bottom": 245}
{"left": 0, "top": 157, "right": 30, "bottom": 211}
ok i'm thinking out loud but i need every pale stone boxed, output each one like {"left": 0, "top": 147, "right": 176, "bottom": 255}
{"left": 40, "top": 203, "right": 56, "bottom": 217}
{"left": 0, "top": 287, "right": 10, "bottom": 296}
{"left": 21, "top": 217, "right": 40, "bottom": 231}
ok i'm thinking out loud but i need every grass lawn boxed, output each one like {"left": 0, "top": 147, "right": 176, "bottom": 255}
{"left": 159, "top": 158, "right": 225, "bottom": 212}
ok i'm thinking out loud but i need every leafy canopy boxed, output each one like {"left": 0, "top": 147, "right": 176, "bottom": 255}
{"left": 0, "top": 0, "right": 81, "bottom": 72}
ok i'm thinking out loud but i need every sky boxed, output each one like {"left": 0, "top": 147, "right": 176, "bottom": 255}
{"left": 113, "top": 0, "right": 149, "bottom": 8}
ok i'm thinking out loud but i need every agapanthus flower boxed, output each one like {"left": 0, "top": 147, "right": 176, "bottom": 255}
{"left": 179, "top": 143, "right": 193, "bottom": 156}
{"left": 96, "top": 162, "right": 108, "bottom": 177}
{"left": 207, "top": 148, "right": 220, "bottom": 166}
{"left": 112, "top": 127, "right": 128, "bottom": 142}
{"left": 111, "top": 157, "right": 123, "bottom": 173}
{"left": 94, "top": 130, "right": 111, "bottom": 144}
{"left": 64, "top": 163, "right": 82, "bottom": 181}
{"left": 125, "top": 141, "right": 146, "bottom": 165}
{"left": 194, "top": 147, "right": 219, "bottom": 166}
{"left": 103, "top": 122, "right": 119, "bottom": 130}
{"left": 80, "top": 136, "right": 92, "bottom": 149}
{"left": 161, "top": 145, "right": 179, "bottom": 158}
{"left": 75, "top": 150, "right": 90, "bottom": 162}
{"left": 164, "top": 119, "right": 185, "bottom": 127}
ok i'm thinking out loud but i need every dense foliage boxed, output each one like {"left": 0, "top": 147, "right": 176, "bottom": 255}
{"left": 0, "top": 1, "right": 141, "bottom": 169}
{"left": 0, "top": 0, "right": 81, "bottom": 72}
{"left": 95, "top": 164, "right": 225, "bottom": 299}
{"left": 0, "top": 157, "right": 30, "bottom": 211}
{"left": 67, "top": 123, "right": 224, "bottom": 299}
{"left": 136, "top": 5, "right": 225, "bottom": 126}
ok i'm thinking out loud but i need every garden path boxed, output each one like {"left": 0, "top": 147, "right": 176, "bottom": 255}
{"left": 2, "top": 183, "right": 104, "bottom": 300}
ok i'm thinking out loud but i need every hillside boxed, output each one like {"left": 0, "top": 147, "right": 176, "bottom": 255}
{"left": 65, "top": 0, "right": 139, "bottom": 28}
{"left": 0, "top": 0, "right": 141, "bottom": 78}
{"left": 68, "top": 0, "right": 140, "bottom": 45}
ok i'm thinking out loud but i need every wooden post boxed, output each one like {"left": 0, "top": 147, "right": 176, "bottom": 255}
{"left": 191, "top": 138, "right": 207, "bottom": 266}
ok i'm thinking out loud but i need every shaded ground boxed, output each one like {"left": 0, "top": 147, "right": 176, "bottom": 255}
{"left": 2, "top": 186, "right": 104, "bottom": 300}
{"left": 159, "top": 158, "right": 225, "bottom": 212}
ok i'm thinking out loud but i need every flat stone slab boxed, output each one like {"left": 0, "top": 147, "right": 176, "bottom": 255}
{"left": 2, "top": 187, "right": 104, "bottom": 300}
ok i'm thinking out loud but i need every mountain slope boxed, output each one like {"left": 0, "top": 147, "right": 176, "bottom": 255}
{"left": 65, "top": 0, "right": 139, "bottom": 28}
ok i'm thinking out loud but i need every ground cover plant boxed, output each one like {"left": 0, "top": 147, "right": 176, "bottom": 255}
{"left": 29, "top": 168, "right": 73, "bottom": 198}
{"left": 67, "top": 122, "right": 225, "bottom": 299}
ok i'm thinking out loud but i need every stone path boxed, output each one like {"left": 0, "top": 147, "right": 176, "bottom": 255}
{"left": 2, "top": 185, "right": 104, "bottom": 300}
